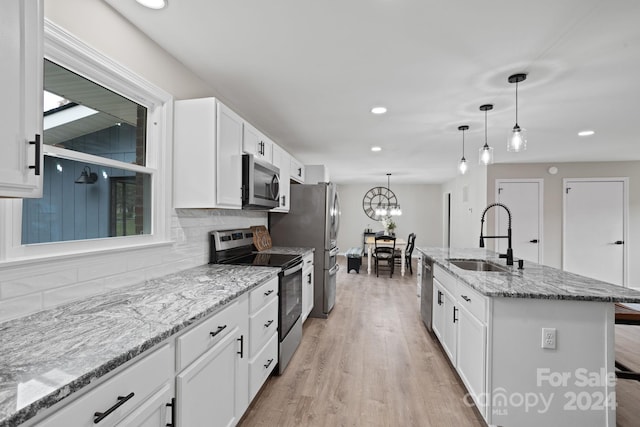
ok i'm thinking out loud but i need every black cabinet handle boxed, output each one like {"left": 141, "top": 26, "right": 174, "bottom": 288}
{"left": 166, "top": 397, "right": 175, "bottom": 427}
{"left": 307, "top": 273, "right": 312, "bottom": 284}
{"left": 264, "top": 289, "right": 274, "bottom": 296}
{"left": 298, "top": 167, "right": 302, "bottom": 177}
{"left": 209, "top": 325, "right": 227, "bottom": 337}
{"left": 529, "top": 239, "right": 539, "bottom": 243}
{"left": 264, "top": 319, "right": 274, "bottom": 328}
{"left": 94, "top": 392, "right": 135, "bottom": 423}
{"left": 453, "top": 306, "right": 458, "bottom": 323}
{"left": 437, "top": 290, "right": 443, "bottom": 306}
{"left": 614, "top": 240, "right": 624, "bottom": 245}
{"left": 264, "top": 358, "right": 274, "bottom": 369}
{"left": 237, "top": 335, "right": 244, "bottom": 358}
{"left": 281, "top": 195, "right": 286, "bottom": 206}
{"left": 29, "top": 134, "right": 41, "bottom": 176}
{"left": 461, "top": 295, "right": 471, "bottom": 302}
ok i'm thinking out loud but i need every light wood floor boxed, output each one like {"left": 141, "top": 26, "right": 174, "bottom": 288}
{"left": 239, "top": 257, "right": 640, "bottom": 427}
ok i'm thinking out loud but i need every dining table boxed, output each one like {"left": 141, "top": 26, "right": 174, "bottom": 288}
{"left": 365, "top": 236, "right": 407, "bottom": 276}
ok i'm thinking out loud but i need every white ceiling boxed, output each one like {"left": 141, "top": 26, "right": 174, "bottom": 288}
{"left": 104, "top": 0, "right": 640, "bottom": 184}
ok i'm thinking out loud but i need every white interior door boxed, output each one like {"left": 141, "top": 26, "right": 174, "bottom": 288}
{"left": 495, "top": 180, "right": 542, "bottom": 264}
{"left": 563, "top": 179, "right": 626, "bottom": 286}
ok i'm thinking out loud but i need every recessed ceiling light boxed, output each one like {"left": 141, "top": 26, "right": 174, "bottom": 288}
{"left": 578, "top": 130, "right": 595, "bottom": 137}
{"left": 371, "top": 107, "right": 387, "bottom": 115}
{"left": 371, "top": 146, "right": 382, "bottom": 152}
{"left": 135, "top": 0, "right": 167, "bottom": 9}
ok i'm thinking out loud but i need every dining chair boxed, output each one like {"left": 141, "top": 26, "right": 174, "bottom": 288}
{"left": 373, "top": 235, "right": 396, "bottom": 278}
{"left": 395, "top": 233, "right": 416, "bottom": 274}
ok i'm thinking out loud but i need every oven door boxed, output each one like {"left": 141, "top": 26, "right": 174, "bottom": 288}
{"left": 279, "top": 261, "right": 303, "bottom": 341}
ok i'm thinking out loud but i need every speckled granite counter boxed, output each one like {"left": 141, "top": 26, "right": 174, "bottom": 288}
{"left": 0, "top": 264, "right": 280, "bottom": 427}
{"left": 417, "top": 247, "right": 640, "bottom": 302}
{"left": 259, "top": 246, "right": 314, "bottom": 256}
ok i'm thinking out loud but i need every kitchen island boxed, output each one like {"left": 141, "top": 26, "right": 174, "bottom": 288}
{"left": 417, "top": 247, "right": 640, "bottom": 427}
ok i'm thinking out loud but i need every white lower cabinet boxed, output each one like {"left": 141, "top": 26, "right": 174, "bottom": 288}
{"left": 35, "top": 280, "right": 282, "bottom": 427}
{"left": 115, "top": 384, "right": 173, "bottom": 427}
{"left": 248, "top": 278, "right": 279, "bottom": 401}
{"left": 456, "top": 304, "right": 486, "bottom": 414}
{"left": 176, "top": 295, "right": 249, "bottom": 427}
{"left": 302, "top": 253, "right": 314, "bottom": 323}
{"left": 37, "top": 344, "right": 174, "bottom": 427}
{"left": 432, "top": 265, "right": 487, "bottom": 418}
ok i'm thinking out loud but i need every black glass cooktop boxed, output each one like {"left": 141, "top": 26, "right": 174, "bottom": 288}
{"left": 221, "top": 252, "right": 301, "bottom": 269}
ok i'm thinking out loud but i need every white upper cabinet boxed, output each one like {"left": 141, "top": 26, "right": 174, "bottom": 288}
{"left": 290, "top": 156, "right": 305, "bottom": 184}
{"left": 243, "top": 122, "right": 273, "bottom": 164}
{"left": 271, "top": 144, "right": 290, "bottom": 212}
{"left": 0, "top": 0, "right": 43, "bottom": 198}
{"left": 174, "top": 98, "right": 243, "bottom": 209}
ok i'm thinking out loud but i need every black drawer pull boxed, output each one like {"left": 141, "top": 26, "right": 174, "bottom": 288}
{"left": 437, "top": 290, "right": 443, "bottom": 305}
{"left": 307, "top": 273, "right": 312, "bottom": 284}
{"left": 29, "top": 134, "right": 41, "bottom": 176}
{"left": 209, "top": 325, "right": 227, "bottom": 337}
{"left": 238, "top": 335, "right": 244, "bottom": 358}
{"left": 264, "top": 358, "right": 274, "bottom": 369}
{"left": 461, "top": 295, "right": 471, "bottom": 302}
{"left": 94, "top": 392, "right": 135, "bottom": 423}
{"left": 453, "top": 306, "right": 458, "bottom": 323}
{"left": 166, "top": 398, "right": 175, "bottom": 427}
{"left": 264, "top": 289, "right": 274, "bottom": 296}
{"left": 264, "top": 319, "right": 274, "bottom": 328}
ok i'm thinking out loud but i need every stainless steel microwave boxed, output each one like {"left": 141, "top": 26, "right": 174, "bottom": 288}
{"left": 242, "top": 154, "right": 280, "bottom": 209}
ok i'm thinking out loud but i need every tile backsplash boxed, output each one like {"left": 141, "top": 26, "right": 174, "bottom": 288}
{"left": 0, "top": 209, "right": 267, "bottom": 322}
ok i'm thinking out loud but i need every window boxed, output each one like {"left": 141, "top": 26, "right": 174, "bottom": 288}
{"left": 2, "top": 21, "right": 172, "bottom": 261}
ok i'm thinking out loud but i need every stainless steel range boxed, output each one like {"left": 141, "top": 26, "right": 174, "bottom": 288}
{"left": 210, "top": 228, "right": 303, "bottom": 375}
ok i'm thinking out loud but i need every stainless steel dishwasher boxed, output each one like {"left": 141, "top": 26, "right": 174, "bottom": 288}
{"left": 420, "top": 254, "right": 433, "bottom": 332}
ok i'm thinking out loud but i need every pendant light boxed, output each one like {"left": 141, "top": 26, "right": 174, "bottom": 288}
{"left": 507, "top": 73, "right": 527, "bottom": 152}
{"left": 372, "top": 173, "right": 402, "bottom": 216}
{"left": 478, "top": 104, "right": 494, "bottom": 165}
{"left": 458, "top": 125, "right": 469, "bottom": 175}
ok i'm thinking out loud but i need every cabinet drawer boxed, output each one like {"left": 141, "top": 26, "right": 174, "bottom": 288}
{"left": 177, "top": 295, "right": 247, "bottom": 371}
{"left": 434, "top": 264, "right": 456, "bottom": 294}
{"left": 456, "top": 281, "right": 487, "bottom": 323}
{"left": 249, "top": 297, "right": 278, "bottom": 357}
{"left": 249, "top": 333, "right": 278, "bottom": 400}
{"left": 37, "top": 345, "right": 173, "bottom": 427}
{"left": 249, "top": 277, "right": 278, "bottom": 313}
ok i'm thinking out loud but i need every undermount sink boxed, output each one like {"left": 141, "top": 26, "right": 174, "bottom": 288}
{"left": 447, "top": 259, "right": 509, "bottom": 273}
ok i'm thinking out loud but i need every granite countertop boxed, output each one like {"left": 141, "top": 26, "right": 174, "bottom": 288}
{"left": 0, "top": 264, "right": 280, "bottom": 427}
{"left": 258, "top": 246, "right": 314, "bottom": 256}
{"left": 417, "top": 247, "right": 640, "bottom": 303}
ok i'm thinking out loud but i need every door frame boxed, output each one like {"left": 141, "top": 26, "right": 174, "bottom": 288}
{"left": 562, "top": 177, "right": 629, "bottom": 286}
{"left": 494, "top": 178, "right": 544, "bottom": 265}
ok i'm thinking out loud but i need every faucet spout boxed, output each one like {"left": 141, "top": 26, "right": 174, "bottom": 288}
{"left": 479, "top": 203, "right": 514, "bottom": 265}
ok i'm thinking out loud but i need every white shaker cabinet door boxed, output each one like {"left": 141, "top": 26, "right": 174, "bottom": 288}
{"left": 216, "top": 101, "right": 243, "bottom": 208}
{"left": 0, "top": 0, "right": 43, "bottom": 198}
{"left": 176, "top": 327, "right": 245, "bottom": 427}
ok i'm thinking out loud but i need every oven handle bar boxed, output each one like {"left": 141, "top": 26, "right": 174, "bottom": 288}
{"left": 282, "top": 261, "right": 303, "bottom": 277}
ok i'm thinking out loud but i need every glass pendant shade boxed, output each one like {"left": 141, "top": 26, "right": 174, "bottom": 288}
{"left": 459, "top": 157, "right": 468, "bottom": 174}
{"left": 507, "top": 73, "right": 528, "bottom": 152}
{"left": 479, "top": 144, "right": 494, "bottom": 165}
{"left": 457, "top": 125, "right": 469, "bottom": 175}
{"left": 478, "top": 104, "right": 494, "bottom": 165}
{"left": 507, "top": 124, "right": 527, "bottom": 152}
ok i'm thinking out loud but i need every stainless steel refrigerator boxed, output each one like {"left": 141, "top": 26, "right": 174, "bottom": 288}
{"left": 269, "top": 183, "right": 341, "bottom": 318}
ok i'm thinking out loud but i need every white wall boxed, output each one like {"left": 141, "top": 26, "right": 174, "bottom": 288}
{"left": 487, "top": 161, "right": 640, "bottom": 288}
{"left": 336, "top": 183, "right": 443, "bottom": 256}
{"left": 441, "top": 164, "right": 488, "bottom": 248}
{"left": 0, "top": 0, "right": 270, "bottom": 322}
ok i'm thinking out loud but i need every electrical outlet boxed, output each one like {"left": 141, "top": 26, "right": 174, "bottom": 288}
{"left": 542, "top": 328, "right": 556, "bottom": 349}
